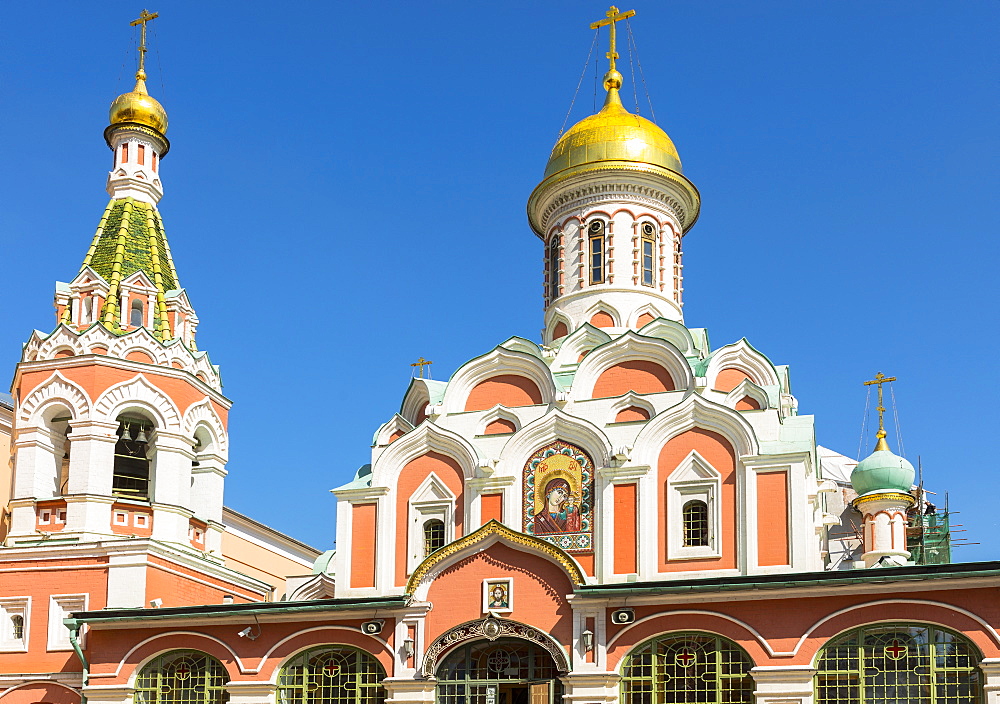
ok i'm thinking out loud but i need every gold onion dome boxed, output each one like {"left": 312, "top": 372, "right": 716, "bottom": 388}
{"left": 543, "top": 70, "right": 682, "bottom": 179}
{"left": 109, "top": 70, "right": 168, "bottom": 135}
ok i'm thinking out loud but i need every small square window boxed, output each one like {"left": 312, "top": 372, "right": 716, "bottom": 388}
{"left": 38, "top": 510, "right": 51, "bottom": 525}
{"left": 0, "top": 597, "right": 30, "bottom": 652}
{"left": 114, "top": 512, "right": 129, "bottom": 526}
{"left": 55, "top": 509, "right": 67, "bottom": 524}
{"left": 134, "top": 514, "right": 148, "bottom": 528}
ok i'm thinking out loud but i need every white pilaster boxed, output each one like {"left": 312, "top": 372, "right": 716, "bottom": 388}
{"left": 226, "top": 682, "right": 277, "bottom": 704}
{"left": 561, "top": 672, "right": 620, "bottom": 704}
{"left": 750, "top": 666, "right": 816, "bottom": 704}
{"left": 383, "top": 678, "right": 437, "bottom": 704}
{"left": 982, "top": 659, "right": 1000, "bottom": 704}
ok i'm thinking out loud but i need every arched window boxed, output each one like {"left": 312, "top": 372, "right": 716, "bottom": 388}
{"left": 134, "top": 650, "right": 229, "bottom": 703}
{"left": 10, "top": 615, "right": 24, "bottom": 640}
{"left": 278, "top": 645, "right": 386, "bottom": 704}
{"left": 424, "top": 518, "right": 446, "bottom": 556}
{"left": 437, "top": 639, "right": 563, "bottom": 704}
{"left": 641, "top": 222, "right": 656, "bottom": 286}
{"left": 683, "top": 500, "right": 710, "bottom": 547}
{"left": 622, "top": 633, "right": 754, "bottom": 704}
{"left": 588, "top": 220, "right": 605, "bottom": 284}
{"left": 113, "top": 415, "right": 153, "bottom": 500}
{"left": 130, "top": 299, "right": 145, "bottom": 328}
{"left": 815, "top": 623, "right": 983, "bottom": 703}
{"left": 548, "top": 233, "right": 561, "bottom": 303}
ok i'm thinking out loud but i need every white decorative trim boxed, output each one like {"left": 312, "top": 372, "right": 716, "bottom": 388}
{"left": 573, "top": 331, "right": 694, "bottom": 400}
{"left": 287, "top": 573, "right": 337, "bottom": 601}
{"left": 406, "top": 473, "right": 456, "bottom": 573}
{"left": 441, "top": 347, "right": 556, "bottom": 414}
{"left": 666, "top": 451, "right": 722, "bottom": 560}
{"left": 550, "top": 324, "right": 612, "bottom": 373}
{"left": 607, "top": 393, "right": 656, "bottom": 424}
{"left": 182, "top": 398, "right": 229, "bottom": 455}
{"left": 704, "top": 339, "right": 781, "bottom": 390}
{"left": 18, "top": 371, "right": 92, "bottom": 423}
{"left": 724, "top": 379, "right": 770, "bottom": 411}
{"left": 93, "top": 374, "right": 181, "bottom": 428}
{"left": 371, "top": 423, "right": 479, "bottom": 487}
{"left": 498, "top": 408, "right": 612, "bottom": 477}
{"left": 477, "top": 406, "right": 522, "bottom": 436}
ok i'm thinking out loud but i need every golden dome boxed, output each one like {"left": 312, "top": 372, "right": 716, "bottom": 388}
{"left": 109, "top": 70, "right": 168, "bottom": 135}
{"left": 543, "top": 72, "right": 681, "bottom": 179}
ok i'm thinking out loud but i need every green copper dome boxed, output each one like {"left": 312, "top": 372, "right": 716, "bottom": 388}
{"left": 851, "top": 440, "right": 915, "bottom": 496}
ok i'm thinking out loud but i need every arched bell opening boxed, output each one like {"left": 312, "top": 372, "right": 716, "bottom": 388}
{"left": 435, "top": 638, "right": 564, "bottom": 704}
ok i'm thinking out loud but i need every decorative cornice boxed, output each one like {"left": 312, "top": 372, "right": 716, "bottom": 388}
{"left": 405, "top": 520, "right": 585, "bottom": 595}
{"left": 853, "top": 492, "right": 916, "bottom": 510}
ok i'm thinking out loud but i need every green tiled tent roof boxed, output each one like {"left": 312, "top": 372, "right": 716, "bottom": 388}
{"left": 80, "top": 197, "right": 180, "bottom": 339}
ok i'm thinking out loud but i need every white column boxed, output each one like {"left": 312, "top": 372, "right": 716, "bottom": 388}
{"left": 982, "top": 658, "right": 1000, "bottom": 704}
{"left": 226, "top": 682, "right": 277, "bottom": 703}
{"left": 106, "top": 548, "right": 148, "bottom": 608}
{"left": 561, "top": 672, "right": 620, "bottom": 704}
{"left": 81, "top": 686, "right": 132, "bottom": 704}
{"left": 383, "top": 679, "right": 437, "bottom": 704}
{"left": 65, "top": 420, "right": 119, "bottom": 536}
{"left": 151, "top": 430, "right": 195, "bottom": 543}
{"left": 190, "top": 454, "right": 227, "bottom": 523}
{"left": 11, "top": 426, "right": 61, "bottom": 500}
{"left": 750, "top": 666, "right": 816, "bottom": 704}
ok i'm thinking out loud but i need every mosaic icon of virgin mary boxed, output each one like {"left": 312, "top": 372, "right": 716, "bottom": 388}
{"left": 533, "top": 477, "right": 581, "bottom": 535}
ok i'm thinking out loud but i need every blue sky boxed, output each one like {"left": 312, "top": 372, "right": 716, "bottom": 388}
{"left": 2, "top": 2, "right": 998, "bottom": 561}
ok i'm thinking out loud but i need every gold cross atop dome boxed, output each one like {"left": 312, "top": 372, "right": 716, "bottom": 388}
{"left": 130, "top": 10, "right": 159, "bottom": 78}
{"left": 410, "top": 357, "right": 433, "bottom": 379}
{"left": 863, "top": 372, "right": 896, "bottom": 451}
{"left": 590, "top": 6, "right": 635, "bottom": 75}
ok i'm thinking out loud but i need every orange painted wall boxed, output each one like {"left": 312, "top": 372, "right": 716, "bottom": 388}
{"left": 484, "top": 418, "right": 516, "bottom": 435}
{"left": 18, "top": 365, "right": 229, "bottom": 427}
{"left": 605, "top": 586, "right": 1000, "bottom": 669}
{"left": 615, "top": 406, "right": 650, "bottom": 423}
{"left": 0, "top": 560, "right": 108, "bottom": 676}
{"left": 658, "top": 429, "right": 736, "bottom": 572}
{"left": 465, "top": 375, "right": 543, "bottom": 412}
{"left": 351, "top": 503, "right": 377, "bottom": 588}
{"left": 552, "top": 322, "right": 568, "bottom": 339}
{"left": 481, "top": 494, "right": 503, "bottom": 524}
{"left": 736, "top": 396, "right": 761, "bottom": 411}
{"left": 395, "top": 452, "right": 465, "bottom": 585}
{"left": 613, "top": 484, "right": 637, "bottom": 574}
{"left": 636, "top": 312, "right": 655, "bottom": 327}
{"left": 424, "top": 543, "right": 573, "bottom": 649}
{"left": 145, "top": 555, "right": 265, "bottom": 604}
{"left": 589, "top": 311, "right": 615, "bottom": 328}
{"left": 756, "top": 471, "right": 790, "bottom": 566}
{"left": 714, "top": 368, "right": 752, "bottom": 393}
{"left": 593, "top": 360, "right": 674, "bottom": 399}
{"left": 0, "top": 682, "right": 80, "bottom": 703}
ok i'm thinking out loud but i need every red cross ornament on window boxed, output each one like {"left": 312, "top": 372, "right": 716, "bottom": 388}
{"left": 323, "top": 661, "right": 341, "bottom": 677}
{"left": 675, "top": 649, "right": 696, "bottom": 667}
{"left": 885, "top": 640, "right": 907, "bottom": 660}
{"left": 174, "top": 663, "right": 192, "bottom": 681}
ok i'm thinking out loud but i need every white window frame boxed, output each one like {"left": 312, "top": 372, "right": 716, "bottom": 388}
{"left": 0, "top": 597, "right": 30, "bottom": 652}
{"left": 406, "top": 473, "right": 456, "bottom": 574}
{"left": 667, "top": 450, "right": 722, "bottom": 560}
{"left": 48, "top": 594, "right": 87, "bottom": 651}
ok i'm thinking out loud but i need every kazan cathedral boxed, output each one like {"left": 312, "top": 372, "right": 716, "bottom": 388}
{"left": 2, "top": 8, "right": 1000, "bottom": 704}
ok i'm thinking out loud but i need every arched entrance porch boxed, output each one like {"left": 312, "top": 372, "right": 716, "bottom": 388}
{"left": 425, "top": 616, "right": 570, "bottom": 704}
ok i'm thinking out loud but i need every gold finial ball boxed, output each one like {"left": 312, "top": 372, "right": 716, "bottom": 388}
{"left": 603, "top": 70, "right": 623, "bottom": 92}
{"left": 109, "top": 76, "right": 168, "bottom": 135}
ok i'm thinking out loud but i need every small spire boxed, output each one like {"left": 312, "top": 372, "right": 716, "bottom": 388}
{"left": 129, "top": 10, "right": 159, "bottom": 95}
{"left": 590, "top": 6, "right": 635, "bottom": 110}
{"left": 863, "top": 372, "right": 897, "bottom": 452}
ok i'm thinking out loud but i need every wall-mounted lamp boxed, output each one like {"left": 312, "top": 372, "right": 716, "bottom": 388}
{"left": 222, "top": 594, "right": 234, "bottom": 604}
{"left": 582, "top": 629, "right": 594, "bottom": 652}
{"left": 402, "top": 637, "right": 415, "bottom": 659}
{"left": 149, "top": 598, "right": 163, "bottom": 608}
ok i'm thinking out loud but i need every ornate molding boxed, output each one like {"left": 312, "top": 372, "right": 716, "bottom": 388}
{"left": 421, "top": 615, "right": 569, "bottom": 677}
{"left": 405, "top": 520, "right": 585, "bottom": 595}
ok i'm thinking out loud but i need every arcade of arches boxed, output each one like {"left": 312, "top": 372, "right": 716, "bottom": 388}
{"left": 119, "top": 624, "right": 984, "bottom": 704}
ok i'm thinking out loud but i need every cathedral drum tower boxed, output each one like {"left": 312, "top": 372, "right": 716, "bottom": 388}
{"left": 528, "top": 7, "right": 700, "bottom": 343}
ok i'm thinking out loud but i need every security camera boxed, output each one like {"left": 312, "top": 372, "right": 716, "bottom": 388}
{"left": 361, "top": 619, "right": 385, "bottom": 635}
{"left": 238, "top": 627, "right": 253, "bottom": 638}
{"left": 611, "top": 608, "right": 635, "bottom": 624}
{"left": 149, "top": 598, "right": 163, "bottom": 608}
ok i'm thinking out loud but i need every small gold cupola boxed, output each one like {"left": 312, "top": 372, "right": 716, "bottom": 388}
{"left": 106, "top": 10, "right": 169, "bottom": 145}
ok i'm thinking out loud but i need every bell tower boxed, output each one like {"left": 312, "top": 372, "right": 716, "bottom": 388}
{"left": 5, "top": 11, "right": 228, "bottom": 562}
{"left": 527, "top": 6, "right": 700, "bottom": 344}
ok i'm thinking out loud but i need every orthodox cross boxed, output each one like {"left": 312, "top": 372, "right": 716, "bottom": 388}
{"left": 885, "top": 639, "right": 907, "bottom": 659}
{"left": 590, "top": 6, "right": 636, "bottom": 73}
{"left": 410, "top": 357, "right": 433, "bottom": 379}
{"left": 130, "top": 9, "right": 159, "bottom": 74}
{"left": 675, "top": 648, "right": 696, "bottom": 667}
{"left": 863, "top": 372, "right": 896, "bottom": 441}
